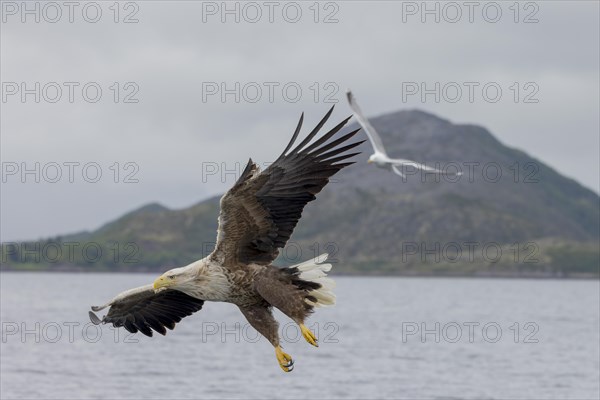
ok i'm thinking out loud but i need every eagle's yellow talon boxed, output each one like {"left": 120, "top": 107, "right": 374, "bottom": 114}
{"left": 275, "top": 346, "right": 294, "bottom": 372}
{"left": 300, "top": 324, "right": 318, "bottom": 347}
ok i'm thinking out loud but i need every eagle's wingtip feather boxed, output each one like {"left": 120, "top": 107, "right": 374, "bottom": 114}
{"left": 88, "top": 311, "right": 103, "bottom": 325}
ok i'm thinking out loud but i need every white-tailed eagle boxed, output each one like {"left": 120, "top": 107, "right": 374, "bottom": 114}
{"left": 89, "top": 107, "right": 363, "bottom": 372}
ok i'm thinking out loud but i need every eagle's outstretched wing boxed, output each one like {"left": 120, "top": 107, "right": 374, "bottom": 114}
{"left": 210, "top": 106, "right": 363, "bottom": 267}
{"left": 88, "top": 285, "right": 204, "bottom": 336}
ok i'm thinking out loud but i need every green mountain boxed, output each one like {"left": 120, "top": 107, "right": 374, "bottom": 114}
{"left": 2, "top": 110, "right": 598, "bottom": 277}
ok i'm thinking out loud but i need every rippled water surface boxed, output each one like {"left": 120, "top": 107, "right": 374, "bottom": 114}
{"left": 1, "top": 273, "right": 599, "bottom": 399}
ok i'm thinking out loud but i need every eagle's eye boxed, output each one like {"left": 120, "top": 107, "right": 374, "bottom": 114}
{"left": 168, "top": 275, "right": 175, "bottom": 279}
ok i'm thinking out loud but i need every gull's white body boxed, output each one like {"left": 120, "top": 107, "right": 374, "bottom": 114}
{"left": 347, "top": 90, "right": 461, "bottom": 178}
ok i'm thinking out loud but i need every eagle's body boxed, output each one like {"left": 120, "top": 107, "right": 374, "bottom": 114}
{"left": 89, "top": 107, "right": 362, "bottom": 371}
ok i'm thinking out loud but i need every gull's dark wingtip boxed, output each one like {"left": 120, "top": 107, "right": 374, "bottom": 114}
{"left": 346, "top": 89, "right": 356, "bottom": 104}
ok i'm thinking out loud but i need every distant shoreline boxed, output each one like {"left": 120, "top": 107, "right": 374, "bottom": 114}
{"left": 1, "top": 266, "right": 597, "bottom": 280}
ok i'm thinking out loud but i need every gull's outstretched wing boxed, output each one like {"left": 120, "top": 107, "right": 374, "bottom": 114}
{"left": 210, "top": 106, "right": 364, "bottom": 267}
{"left": 391, "top": 165, "right": 406, "bottom": 178}
{"left": 389, "top": 158, "right": 462, "bottom": 176}
{"left": 89, "top": 285, "right": 204, "bottom": 336}
{"left": 346, "top": 90, "right": 387, "bottom": 155}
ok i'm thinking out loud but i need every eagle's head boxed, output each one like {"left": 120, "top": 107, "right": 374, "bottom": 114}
{"left": 152, "top": 260, "right": 231, "bottom": 301}
{"left": 153, "top": 267, "right": 196, "bottom": 292}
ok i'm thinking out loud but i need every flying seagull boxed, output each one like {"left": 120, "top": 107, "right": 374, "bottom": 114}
{"left": 346, "top": 90, "right": 461, "bottom": 178}
{"left": 89, "top": 106, "right": 363, "bottom": 372}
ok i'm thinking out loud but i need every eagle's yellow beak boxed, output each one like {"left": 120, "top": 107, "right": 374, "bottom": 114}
{"left": 153, "top": 276, "right": 169, "bottom": 291}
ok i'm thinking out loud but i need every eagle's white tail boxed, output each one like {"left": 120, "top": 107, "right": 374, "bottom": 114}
{"left": 295, "top": 254, "right": 336, "bottom": 307}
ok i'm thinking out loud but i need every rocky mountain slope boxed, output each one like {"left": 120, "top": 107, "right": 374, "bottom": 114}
{"left": 3, "top": 110, "right": 598, "bottom": 277}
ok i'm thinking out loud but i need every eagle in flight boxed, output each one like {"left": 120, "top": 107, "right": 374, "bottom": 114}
{"left": 89, "top": 106, "right": 363, "bottom": 372}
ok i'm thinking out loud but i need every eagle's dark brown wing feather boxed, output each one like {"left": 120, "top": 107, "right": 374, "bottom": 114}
{"left": 210, "top": 106, "right": 363, "bottom": 267}
{"left": 88, "top": 285, "right": 204, "bottom": 337}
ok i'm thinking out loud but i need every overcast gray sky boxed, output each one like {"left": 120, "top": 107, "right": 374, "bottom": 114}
{"left": 1, "top": 1, "right": 598, "bottom": 242}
